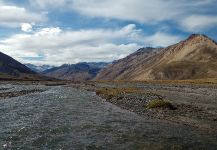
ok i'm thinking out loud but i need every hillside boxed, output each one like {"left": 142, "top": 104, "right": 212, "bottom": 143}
{"left": 0, "top": 51, "right": 55, "bottom": 80}
{"left": 0, "top": 51, "right": 37, "bottom": 79}
{"left": 95, "top": 47, "right": 162, "bottom": 80}
{"left": 96, "top": 34, "right": 217, "bottom": 80}
{"left": 43, "top": 62, "right": 109, "bottom": 81}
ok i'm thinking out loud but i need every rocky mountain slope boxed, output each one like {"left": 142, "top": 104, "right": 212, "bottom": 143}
{"left": 96, "top": 34, "right": 217, "bottom": 80}
{"left": 95, "top": 47, "right": 162, "bottom": 80}
{"left": 0, "top": 51, "right": 55, "bottom": 80}
{"left": 0, "top": 52, "right": 37, "bottom": 79}
{"left": 43, "top": 62, "right": 109, "bottom": 81}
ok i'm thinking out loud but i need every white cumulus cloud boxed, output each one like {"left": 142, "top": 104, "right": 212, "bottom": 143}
{"left": 0, "top": 3, "right": 46, "bottom": 27}
{"left": 21, "top": 23, "right": 33, "bottom": 32}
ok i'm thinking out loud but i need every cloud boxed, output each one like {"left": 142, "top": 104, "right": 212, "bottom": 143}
{"left": 28, "top": 0, "right": 217, "bottom": 32}
{"left": 0, "top": 4, "right": 46, "bottom": 27}
{"left": 179, "top": 15, "right": 217, "bottom": 32}
{"left": 143, "top": 32, "right": 182, "bottom": 47}
{"left": 71, "top": 0, "right": 180, "bottom": 23}
{"left": 71, "top": 0, "right": 216, "bottom": 23}
{"left": 29, "top": 0, "right": 67, "bottom": 9}
{"left": 21, "top": 23, "right": 33, "bottom": 32}
{"left": 0, "top": 24, "right": 181, "bottom": 65}
{"left": 29, "top": 0, "right": 180, "bottom": 23}
{"left": 0, "top": 25, "right": 142, "bottom": 65}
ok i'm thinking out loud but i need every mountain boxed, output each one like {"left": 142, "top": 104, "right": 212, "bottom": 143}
{"left": 95, "top": 47, "right": 162, "bottom": 80}
{"left": 25, "top": 64, "right": 53, "bottom": 73}
{"left": 0, "top": 51, "right": 56, "bottom": 80}
{"left": 0, "top": 51, "right": 37, "bottom": 79}
{"left": 96, "top": 34, "right": 217, "bottom": 80}
{"left": 43, "top": 62, "right": 109, "bottom": 81}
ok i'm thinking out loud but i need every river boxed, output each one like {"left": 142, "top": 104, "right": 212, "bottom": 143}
{"left": 0, "top": 84, "right": 216, "bottom": 149}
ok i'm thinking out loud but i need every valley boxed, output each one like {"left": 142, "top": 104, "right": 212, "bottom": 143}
{"left": 1, "top": 34, "right": 217, "bottom": 149}
{"left": 1, "top": 0, "right": 217, "bottom": 149}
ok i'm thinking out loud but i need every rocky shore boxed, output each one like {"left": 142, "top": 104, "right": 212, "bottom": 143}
{"left": 85, "top": 82, "right": 217, "bottom": 132}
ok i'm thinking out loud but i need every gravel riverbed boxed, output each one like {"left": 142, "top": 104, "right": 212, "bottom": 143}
{"left": 0, "top": 82, "right": 217, "bottom": 149}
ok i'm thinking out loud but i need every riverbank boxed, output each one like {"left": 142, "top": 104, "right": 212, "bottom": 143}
{"left": 85, "top": 81, "right": 217, "bottom": 132}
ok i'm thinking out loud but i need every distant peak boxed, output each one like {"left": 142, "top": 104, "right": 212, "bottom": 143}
{"left": 183, "top": 34, "right": 217, "bottom": 45}
{"left": 187, "top": 34, "right": 209, "bottom": 41}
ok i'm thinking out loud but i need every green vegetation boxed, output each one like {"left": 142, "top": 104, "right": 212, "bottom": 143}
{"left": 146, "top": 99, "right": 174, "bottom": 109}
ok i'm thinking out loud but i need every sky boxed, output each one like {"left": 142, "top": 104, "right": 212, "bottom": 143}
{"left": 0, "top": 0, "right": 217, "bottom": 66}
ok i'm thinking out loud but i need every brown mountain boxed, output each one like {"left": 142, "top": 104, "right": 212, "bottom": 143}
{"left": 95, "top": 34, "right": 217, "bottom": 80}
{"left": 43, "top": 62, "right": 109, "bottom": 81}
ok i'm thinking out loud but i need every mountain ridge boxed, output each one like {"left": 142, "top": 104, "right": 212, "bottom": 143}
{"left": 95, "top": 34, "right": 217, "bottom": 80}
{"left": 0, "top": 51, "right": 37, "bottom": 79}
{"left": 0, "top": 51, "right": 56, "bottom": 80}
{"left": 43, "top": 62, "right": 109, "bottom": 81}
{"left": 25, "top": 64, "right": 54, "bottom": 73}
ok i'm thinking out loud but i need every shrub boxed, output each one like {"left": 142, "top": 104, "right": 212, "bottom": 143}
{"left": 146, "top": 99, "right": 174, "bottom": 109}
{"left": 96, "top": 87, "right": 141, "bottom": 96}
{"left": 95, "top": 87, "right": 144, "bottom": 100}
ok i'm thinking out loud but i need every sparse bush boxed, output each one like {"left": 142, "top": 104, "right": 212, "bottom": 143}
{"left": 146, "top": 99, "right": 174, "bottom": 109}
{"left": 95, "top": 87, "right": 144, "bottom": 100}
{"left": 96, "top": 87, "right": 142, "bottom": 97}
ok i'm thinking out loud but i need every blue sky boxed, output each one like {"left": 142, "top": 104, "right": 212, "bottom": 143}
{"left": 0, "top": 0, "right": 217, "bottom": 65}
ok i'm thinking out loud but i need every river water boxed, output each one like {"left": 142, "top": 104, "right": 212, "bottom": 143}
{"left": 0, "top": 84, "right": 216, "bottom": 149}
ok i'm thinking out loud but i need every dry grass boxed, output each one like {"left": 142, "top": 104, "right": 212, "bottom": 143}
{"left": 95, "top": 87, "right": 163, "bottom": 101}
{"left": 96, "top": 87, "right": 142, "bottom": 97}
{"left": 96, "top": 87, "right": 144, "bottom": 99}
{"left": 96, "top": 87, "right": 175, "bottom": 110}
{"left": 93, "top": 78, "right": 217, "bottom": 85}
{"left": 146, "top": 99, "right": 174, "bottom": 109}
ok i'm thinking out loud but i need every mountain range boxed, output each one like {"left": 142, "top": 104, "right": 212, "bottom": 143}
{"left": 96, "top": 34, "right": 217, "bottom": 80}
{"left": 0, "top": 51, "right": 109, "bottom": 81}
{"left": 43, "top": 62, "right": 109, "bottom": 81}
{"left": 1, "top": 34, "right": 217, "bottom": 81}
{"left": 25, "top": 64, "right": 53, "bottom": 73}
